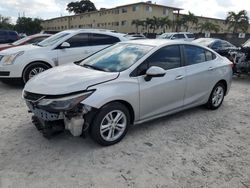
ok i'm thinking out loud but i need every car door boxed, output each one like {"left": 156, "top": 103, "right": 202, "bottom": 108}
{"left": 183, "top": 45, "right": 217, "bottom": 107}
{"left": 134, "top": 45, "right": 186, "bottom": 121}
{"left": 57, "top": 33, "right": 90, "bottom": 65}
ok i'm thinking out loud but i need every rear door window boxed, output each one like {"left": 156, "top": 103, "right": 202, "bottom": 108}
{"left": 174, "top": 34, "right": 185, "bottom": 39}
{"left": 184, "top": 45, "right": 206, "bottom": 65}
{"left": 186, "top": 33, "right": 195, "bottom": 38}
{"left": 65, "top": 33, "right": 89, "bottom": 48}
{"left": 211, "top": 41, "right": 222, "bottom": 49}
{"left": 90, "top": 34, "right": 120, "bottom": 46}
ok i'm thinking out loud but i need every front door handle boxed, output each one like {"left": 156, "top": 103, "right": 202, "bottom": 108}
{"left": 175, "top": 75, "right": 184, "bottom": 80}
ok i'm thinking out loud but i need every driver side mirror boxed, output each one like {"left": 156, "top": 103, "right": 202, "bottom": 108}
{"left": 60, "top": 42, "right": 70, "bottom": 49}
{"left": 145, "top": 66, "right": 166, "bottom": 81}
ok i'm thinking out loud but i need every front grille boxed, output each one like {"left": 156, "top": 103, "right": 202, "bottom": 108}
{"left": 23, "top": 91, "right": 45, "bottom": 102}
{"left": 0, "top": 71, "right": 10, "bottom": 76}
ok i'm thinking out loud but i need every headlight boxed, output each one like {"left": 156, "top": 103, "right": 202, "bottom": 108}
{"left": 37, "top": 91, "right": 94, "bottom": 111}
{"left": 2, "top": 51, "right": 24, "bottom": 65}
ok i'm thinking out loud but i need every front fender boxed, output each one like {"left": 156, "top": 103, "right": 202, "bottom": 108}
{"left": 82, "top": 78, "right": 140, "bottom": 122}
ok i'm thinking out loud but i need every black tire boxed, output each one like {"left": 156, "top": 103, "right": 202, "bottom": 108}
{"left": 90, "top": 102, "right": 130, "bottom": 146}
{"left": 22, "top": 62, "right": 51, "bottom": 83}
{"left": 207, "top": 82, "right": 225, "bottom": 110}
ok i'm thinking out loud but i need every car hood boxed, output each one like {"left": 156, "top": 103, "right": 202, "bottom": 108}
{"left": 0, "top": 44, "right": 41, "bottom": 55}
{"left": 24, "top": 63, "right": 119, "bottom": 95}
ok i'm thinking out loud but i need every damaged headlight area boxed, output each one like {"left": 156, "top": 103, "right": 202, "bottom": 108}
{"left": 34, "top": 91, "right": 94, "bottom": 112}
{"left": 23, "top": 90, "right": 95, "bottom": 137}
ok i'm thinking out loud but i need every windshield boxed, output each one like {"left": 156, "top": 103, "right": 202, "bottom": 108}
{"left": 243, "top": 39, "right": 250, "bottom": 47}
{"left": 12, "top": 36, "right": 31, "bottom": 45}
{"left": 80, "top": 43, "right": 153, "bottom": 72}
{"left": 193, "top": 38, "right": 214, "bottom": 47}
{"left": 158, "top": 33, "right": 172, "bottom": 39}
{"left": 38, "top": 32, "right": 69, "bottom": 47}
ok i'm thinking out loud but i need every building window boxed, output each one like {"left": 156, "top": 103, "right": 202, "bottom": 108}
{"left": 146, "top": 6, "right": 152, "bottom": 12}
{"left": 113, "top": 9, "right": 119, "bottom": 14}
{"left": 113, "top": 22, "right": 119, "bottom": 26}
{"left": 121, "top": 20, "right": 127, "bottom": 26}
{"left": 132, "top": 5, "right": 139, "bottom": 11}
{"left": 121, "top": 8, "right": 127, "bottom": 13}
{"left": 163, "top": 8, "right": 169, "bottom": 15}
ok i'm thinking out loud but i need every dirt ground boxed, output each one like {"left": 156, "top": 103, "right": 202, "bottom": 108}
{"left": 0, "top": 76, "right": 250, "bottom": 188}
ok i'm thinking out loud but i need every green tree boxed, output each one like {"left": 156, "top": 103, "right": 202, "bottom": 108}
{"left": 0, "top": 15, "right": 13, "bottom": 29}
{"left": 225, "top": 10, "right": 249, "bottom": 33}
{"left": 159, "top": 17, "right": 172, "bottom": 33}
{"left": 173, "top": 17, "right": 184, "bottom": 32}
{"left": 131, "top": 19, "right": 141, "bottom": 33}
{"left": 181, "top": 11, "right": 198, "bottom": 32}
{"left": 198, "top": 22, "right": 220, "bottom": 33}
{"left": 15, "top": 17, "right": 43, "bottom": 35}
{"left": 67, "top": 0, "right": 97, "bottom": 14}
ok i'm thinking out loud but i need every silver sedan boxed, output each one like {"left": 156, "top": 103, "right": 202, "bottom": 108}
{"left": 23, "top": 40, "right": 233, "bottom": 146}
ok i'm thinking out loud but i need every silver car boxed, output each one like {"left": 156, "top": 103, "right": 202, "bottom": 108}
{"left": 23, "top": 40, "right": 233, "bottom": 146}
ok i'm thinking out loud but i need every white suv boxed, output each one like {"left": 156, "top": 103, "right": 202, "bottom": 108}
{"left": 0, "top": 29, "right": 129, "bottom": 83}
{"left": 158, "top": 32, "right": 195, "bottom": 41}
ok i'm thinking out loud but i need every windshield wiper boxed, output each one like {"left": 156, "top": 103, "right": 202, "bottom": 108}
{"left": 83, "top": 64, "right": 105, "bottom": 71}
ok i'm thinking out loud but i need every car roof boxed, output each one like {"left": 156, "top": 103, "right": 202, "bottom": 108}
{"left": 120, "top": 39, "right": 195, "bottom": 47}
{"left": 29, "top": 33, "right": 52, "bottom": 38}
{"left": 58, "top": 29, "right": 127, "bottom": 38}
{"left": 161, "top": 32, "right": 194, "bottom": 35}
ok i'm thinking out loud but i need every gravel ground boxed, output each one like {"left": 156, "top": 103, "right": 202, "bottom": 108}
{"left": 0, "top": 76, "right": 250, "bottom": 188}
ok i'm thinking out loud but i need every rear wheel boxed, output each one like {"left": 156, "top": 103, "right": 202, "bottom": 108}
{"left": 90, "top": 102, "right": 130, "bottom": 146}
{"left": 23, "top": 62, "right": 50, "bottom": 83}
{"left": 207, "top": 82, "right": 225, "bottom": 110}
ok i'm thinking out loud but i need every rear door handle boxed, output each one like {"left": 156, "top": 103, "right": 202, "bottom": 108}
{"left": 208, "top": 67, "right": 214, "bottom": 71}
{"left": 175, "top": 75, "right": 184, "bottom": 80}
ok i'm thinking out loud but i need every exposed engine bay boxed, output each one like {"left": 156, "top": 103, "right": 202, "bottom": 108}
{"left": 229, "top": 39, "right": 250, "bottom": 75}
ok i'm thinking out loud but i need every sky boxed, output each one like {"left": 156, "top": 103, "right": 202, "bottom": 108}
{"left": 0, "top": 0, "right": 249, "bottom": 23}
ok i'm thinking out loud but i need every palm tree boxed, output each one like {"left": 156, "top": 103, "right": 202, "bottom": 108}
{"left": 145, "top": 18, "right": 153, "bottom": 33}
{"left": 149, "top": 16, "right": 161, "bottom": 33}
{"left": 131, "top": 19, "right": 141, "bottom": 33}
{"left": 173, "top": 17, "right": 184, "bottom": 32}
{"left": 159, "top": 17, "right": 172, "bottom": 33}
{"left": 198, "top": 22, "right": 220, "bottom": 33}
{"left": 225, "top": 10, "right": 249, "bottom": 33}
{"left": 181, "top": 11, "right": 198, "bottom": 32}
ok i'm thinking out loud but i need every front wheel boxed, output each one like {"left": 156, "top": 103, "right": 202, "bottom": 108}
{"left": 90, "top": 102, "right": 130, "bottom": 146}
{"left": 23, "top": 63, "right": 50, "bottom": 83}
{"left": 207, "top": 82, "right": 225, "bottom": 110}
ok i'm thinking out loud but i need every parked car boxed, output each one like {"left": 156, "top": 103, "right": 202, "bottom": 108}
{"left": 0, "top": 30, "right": 19, "bottom": 44}
{"left": 0, "top": 34, "right": 52, "bottom": 51}
{"left": 228, "top": 38, "right": 250, "bottom": 74}
{"left": 158, "top": 32, "right": 195, "bottom": 41}
{"left": 0, "top": 29, "right": 129, "bottom": 83}
{"left": 23, "top": 40, "right": 233, "bottom": 146}
{"left": 193, "top": 38, "right": 238, "bottom": 59}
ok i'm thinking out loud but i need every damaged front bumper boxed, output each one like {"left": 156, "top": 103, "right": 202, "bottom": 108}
{"left": 26, "top": 101, "right": 92, "bottom": 137}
